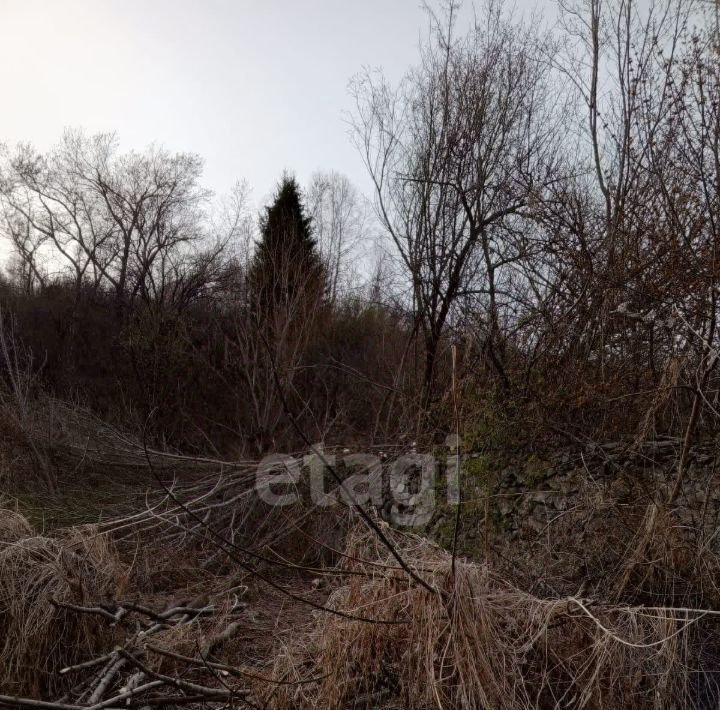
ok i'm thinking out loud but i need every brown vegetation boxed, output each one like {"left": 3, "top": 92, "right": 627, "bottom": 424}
{"left": 1, "top": 0, "right": 720, "bottom": 707}
{"left": 0, "top": 433, "right": 719, "bottom": 708}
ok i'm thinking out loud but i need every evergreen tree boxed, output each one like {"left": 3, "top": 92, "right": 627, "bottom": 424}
{"left": 249, "top": 175, "right": 325, "bottom": 315}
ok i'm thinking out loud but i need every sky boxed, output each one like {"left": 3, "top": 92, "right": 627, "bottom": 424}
{"left": 0, "top": 0, "right": 493, "bottom": 208}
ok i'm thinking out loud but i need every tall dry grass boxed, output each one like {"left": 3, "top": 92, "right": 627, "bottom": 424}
{"left": 0, "top": 508, "right": 125, "bottom": 695}
{"left": 2, "top": 406, "right": 720, "bottom": 709}
{"left": 267, "top": 525, "right": 719, "bottom": 710}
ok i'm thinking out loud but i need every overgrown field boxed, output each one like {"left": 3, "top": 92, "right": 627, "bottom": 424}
{"left": 2, "top": 404, "right": 720, "bottom": 709}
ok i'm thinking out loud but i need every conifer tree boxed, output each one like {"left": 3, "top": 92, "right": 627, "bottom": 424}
{"left": 249, "top": 175, "right": 325, "bottom": 316}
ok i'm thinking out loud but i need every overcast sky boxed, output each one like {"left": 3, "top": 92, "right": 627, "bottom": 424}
{"left": 0, "top": 0, "right": 498, "bottom": 208}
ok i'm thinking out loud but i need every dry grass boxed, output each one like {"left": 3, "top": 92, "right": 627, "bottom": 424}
{"left": 0, "top": 509, "right": 126, "bottom": 695}
{"left": 1, "top": 412, "right": 720, "bottom": 708}
{"left": 0, "top": 503, "right": 33, "bottom": 543}
{"left": 267, "top": 524, "right": 718, "bottom": 710}
{"left": 1, "top": 479, "right": 719, "bottom": 708}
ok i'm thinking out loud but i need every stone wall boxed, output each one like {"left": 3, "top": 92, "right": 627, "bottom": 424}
{"left": 418, "top": 437, "right": 720, "bottom": 554}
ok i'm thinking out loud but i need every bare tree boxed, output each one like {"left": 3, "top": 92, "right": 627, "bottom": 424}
{"left": 306, "top": 170, "right": 369, "bottom": 304}
{"left": 350, "top": 1, "right": 560, "bottom": 410}
{"left": 0, "top": 131, "right": 209, "bottom": 308}
{"left": 0, "top": 307, "right": 55, "bottom": 491}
